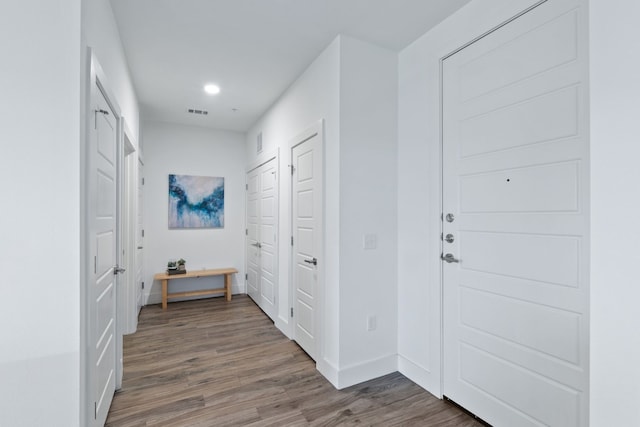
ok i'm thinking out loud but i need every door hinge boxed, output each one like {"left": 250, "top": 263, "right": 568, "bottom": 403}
{"left": 142, "top": 177, "right": 145, "bottom": 185}
{"left": 94, "top": 256, "right": 97, "bottom": 274}
{"left": 246, "top": 183, "right": 248, "bottom": 190}
{"left": 290, "top": 164, "right": 295, "bottom": 175}
{"left": 291, "top": 236, "right": 294, "bottom": 246}
{"left": 94, "top": 402, "right": 97, "bottom": 419}
{"left": 142, "top": 229, "right": 145, "bottom": 238}
{"left": 246, "top": 228, "right": 248, "bottom": 236}
{"left": 290, "top": 307, "right": 294, "bottom": 318}
{"left": 245, "top": 273, "right": 248, "bottom": 281}
{"left": 141, "top": 281, "right": 145, "bottom": 289}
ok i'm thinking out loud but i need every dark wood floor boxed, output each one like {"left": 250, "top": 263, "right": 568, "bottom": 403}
{"left": 106, "top": 295, "right": 484, "bottom": 427}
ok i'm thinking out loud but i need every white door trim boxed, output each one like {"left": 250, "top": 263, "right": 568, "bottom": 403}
{"left": 119, "top": 121, "right": 137, "bottom": 337}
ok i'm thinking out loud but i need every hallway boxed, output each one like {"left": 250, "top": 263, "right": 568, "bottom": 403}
{"left": 106, "top": 296, "right": 484, "bottom": 426}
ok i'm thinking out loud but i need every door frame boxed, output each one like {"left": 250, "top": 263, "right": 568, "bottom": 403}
{"left": 119, "top": 121, "right": 137, "bottom": 335}
{"left": 81, "top": 50, "right": 124, "bottom": 426}
{"left": 288, "top": 120, "right": 325, "bottom": 360}
{"left": 245, "top": 148, "right": 279, "bottom": 317}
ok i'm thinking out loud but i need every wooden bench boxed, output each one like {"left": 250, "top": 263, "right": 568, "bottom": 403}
{"left": 153, "top": 268, "right": 238, "bottom": 310}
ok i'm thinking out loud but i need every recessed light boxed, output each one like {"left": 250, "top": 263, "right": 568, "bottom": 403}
{"left": 204, "top": 84, "right": 220, "bottom": 95}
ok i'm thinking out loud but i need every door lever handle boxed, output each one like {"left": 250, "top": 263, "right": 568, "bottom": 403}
{"left": 113, "top": 265, "right": 126, "bottom": 275}
{"left": 251, "top": 242, "right": 262, "bottom": 248}
{"left": 304, "top": 257, "right": 318, "bottom": 266}
{"left": 441, "top": 253, "right": 460, "bottom": 263}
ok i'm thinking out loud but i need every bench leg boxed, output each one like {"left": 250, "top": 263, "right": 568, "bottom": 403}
{"left": 162, "top": 279, "right": 168, "bottom": 310}
{"left": 225, "top": 273, "right": 232, "bottom": 301}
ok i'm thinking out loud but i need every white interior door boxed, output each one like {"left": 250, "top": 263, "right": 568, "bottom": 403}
{"left": 245, "top": 157, "right": 278, "bottom": 320}
{"left": 292, "top": 132, "right": 322, "bottom": 360}
{"left": 136, "top": 158, "right": 144, "bottom": 311}
{"left": 258, "top": 161, "right": 278, "bottom": 319}
{"left": 89, "top": 82, "right": 119, "bottom": 427}
{"left": 246, "top": 167, "right": 261, "bottom": 303}
{"left": 442, "top": 1, "right": 588, "bottom": 426}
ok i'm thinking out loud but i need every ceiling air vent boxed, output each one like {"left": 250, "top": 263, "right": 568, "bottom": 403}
{"left": 187, "top": 108, "right": 209, "bottom": 115}
{"left": 257, "top": 132, "right": 263, "bottom": 154}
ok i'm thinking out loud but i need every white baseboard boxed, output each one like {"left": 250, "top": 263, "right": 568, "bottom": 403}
{"left": 328, "top": 354, "right": 398, "bottom": 390}
{"left": 317, "top": 358, "right": 340, "bottom": 388}
{"left": 397, "top": 354, "right": 441, "bottom": 398}
{"left": 274, "top": 315, "right": 293, "bottom": 339}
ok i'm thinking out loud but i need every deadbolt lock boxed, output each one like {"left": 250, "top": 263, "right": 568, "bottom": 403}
{"left": 445, "top": 213, "right": 455, "bottom": 223}
{"left": 445, "top": 234, "right": 454, "bottom": 243}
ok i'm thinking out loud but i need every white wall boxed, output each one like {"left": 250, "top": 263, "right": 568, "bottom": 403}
{"left": 246, "top": 35, "right": 398, "bottom": 388}
{"left": 142, "top": 122, "right": 246, "bottom": 303}
{"left": 337, "top": 36, "right": 398, "bottom": 386}
{"left": 245, "top": 37, "right": 341, "bottom": 374}
{"left": 0, "top": 1, "right": 82, "bottom": 426}
{"left": 589, "top": 0, "right": 640, "bottom": 425}
{"left": 82, "top": 0, "right": 140, "bottom": 145}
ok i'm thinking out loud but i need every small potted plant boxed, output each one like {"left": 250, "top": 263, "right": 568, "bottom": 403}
{"left": 177, "top": 258, "right": 186, "bottom": 271}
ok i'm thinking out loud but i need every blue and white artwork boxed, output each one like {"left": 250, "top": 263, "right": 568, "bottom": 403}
{"left": 169, "top": 174, "right": 224, "bottom": 228}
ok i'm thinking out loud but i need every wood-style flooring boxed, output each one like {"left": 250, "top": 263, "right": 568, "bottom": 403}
{"left": 106, "top": 295, "right": 484, "bottom": 427}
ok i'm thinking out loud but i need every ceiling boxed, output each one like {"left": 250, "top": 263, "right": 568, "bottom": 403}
{"left": 110, "top": 0, "right": 472, "bottom": 132}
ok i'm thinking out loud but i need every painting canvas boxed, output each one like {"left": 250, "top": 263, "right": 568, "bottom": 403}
{"left": 169, "top": 174, "right": 224, "bottom": 228}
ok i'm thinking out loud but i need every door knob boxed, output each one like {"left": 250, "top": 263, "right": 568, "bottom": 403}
{"left": 441, "top": 253, "right": 460, "bottom": 263}
{"left": 304, "top": 257, "right": 318, "bottom": 266}
{"left": 445, "top": 234, "right": 455, "bottom": 243}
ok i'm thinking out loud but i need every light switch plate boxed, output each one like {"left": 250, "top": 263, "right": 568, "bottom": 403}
{"left": 363, "top": 233, "right": 377, "bottom": 250}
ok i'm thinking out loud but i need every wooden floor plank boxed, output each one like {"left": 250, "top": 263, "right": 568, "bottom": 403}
{"left": 106, "top": 296, "right": 484, "bottom": 427}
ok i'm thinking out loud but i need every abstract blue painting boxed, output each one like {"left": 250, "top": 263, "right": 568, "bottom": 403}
{"left": 168, "top": 174, "right": 224, "bottom": 228}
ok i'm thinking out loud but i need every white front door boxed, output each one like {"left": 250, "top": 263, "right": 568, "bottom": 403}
{"left": 245, "top": 157, "right": 278, "bottom": 320}
{"left": 292, "top": 131, "right": 322, "bottom": 360}
{"left": 89, "top": 82, "right": 119, "bottom": 426}
{"left": 442, "top": 1, "right": 588, "bottom": 426}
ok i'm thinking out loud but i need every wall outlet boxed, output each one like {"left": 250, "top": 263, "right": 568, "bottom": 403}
{"left": 363, "top": 233, "right": 377, "bottom": 250}
{"left": 367, "top": 315, "right": 377, "bottom": 331}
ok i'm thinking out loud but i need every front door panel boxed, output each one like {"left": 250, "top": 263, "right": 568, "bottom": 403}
{"left": 442, "top": 1, "right": 589, "bottom": 426}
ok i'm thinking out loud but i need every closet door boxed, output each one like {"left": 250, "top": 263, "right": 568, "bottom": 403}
{"left": 245, "top": 157, "right": 278, "bottom": 320}
{"left": 246, "top": 168, "right": 260, "bottom": 303}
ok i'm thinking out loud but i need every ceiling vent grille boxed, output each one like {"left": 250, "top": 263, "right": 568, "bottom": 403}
{"left": 187, "top": 108, "right": 209, "bottom": 115}
{"left": 257, "top": 132, "right": 263, "bottom": 154}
